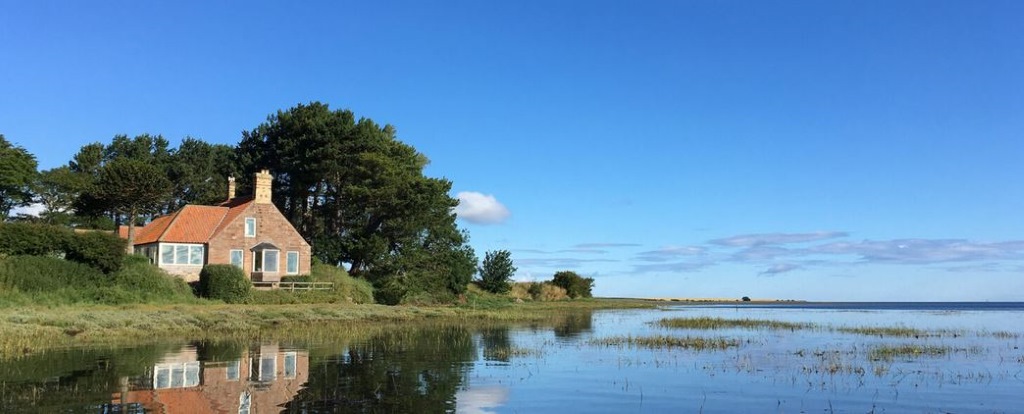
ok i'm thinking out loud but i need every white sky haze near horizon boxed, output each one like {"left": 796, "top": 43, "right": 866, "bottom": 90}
{"left": 2, "top": 1, "right": 1022, "bottom": 301}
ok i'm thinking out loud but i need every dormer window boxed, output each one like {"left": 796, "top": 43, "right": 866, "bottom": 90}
{"left": 245, "top": 217, "right": 256, "bottom": 237}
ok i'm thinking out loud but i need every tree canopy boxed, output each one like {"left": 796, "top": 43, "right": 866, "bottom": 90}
{"left": 237, "top": 102, "right": 476, "bottom": 303}
{"left": 552, "top": 270, "right": 595, "bottom": 299}
{"left": 478, "top": 250, "right": 516, "bottom": 294}
{"left": 0, "top": 135, "right": 38, "bottom": 220}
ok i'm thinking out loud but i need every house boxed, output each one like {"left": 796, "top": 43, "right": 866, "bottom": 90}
{"left": 111, "top": 343, "right": 308, "bottom": 414}
{"left": 120, "top": 170, "right": 311, "bottom": 282}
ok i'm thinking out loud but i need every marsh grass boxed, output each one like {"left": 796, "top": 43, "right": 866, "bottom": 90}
{"left": 590, "top": 335, "right": 739, "bottom": 350}
{"left": 869, "top": 344, "right": 952, "bottom": 361}
{"left": 837, "top": 326, "right": 929, "bottom": 337}
{"left": 0, "top": 299, "right": 653, "bottom": 358}
{"left": 657, "top": 316, "right": 812, "bottom": 331}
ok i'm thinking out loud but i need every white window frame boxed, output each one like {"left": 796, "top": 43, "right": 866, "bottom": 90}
{"left": 252, "top": 249, "right": 279, "bottom": 273}
{"left": 286, "top": 251, "right": 299, "bottom": 274}
{"left": 159, "top": 243, "right": 205, "bottom": 266}
{"left": 244, "top": 217, "right": 256, "bottom": 237}
{"left": 230, "top": 249, "right": 244, "bottom": 269}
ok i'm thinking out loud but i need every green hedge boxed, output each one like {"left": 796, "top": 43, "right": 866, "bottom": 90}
{"left": 0, "top": 223, "right": 125, "bottom": 273}
{"left": 198, "top": 265, "right": 251, "bottom": 304}
{"left": 64, "top": 231, "right": 126, "bottom": 273}
{"left": 0, "top": 255, "right": 107, "bottom": 293}
{"left": 112, "top": 255, "right": 194, "bottom": 302}
{"left": 0, "top": 223, "right": 72, "bottom": 257}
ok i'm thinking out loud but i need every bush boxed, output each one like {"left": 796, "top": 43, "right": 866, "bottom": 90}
{"left": 309, "top": 262, "right": 374, "bottom": 304}
{"left": 0, "top": 222, "right": 72, "bottom": 257}
{"left": 198, "top": 265, "right": 251, "bottom": 304}
{"left": 551, "top": 271, "right": 593, "bottom": 299}
{"left": 536, "top": 283, "right": 568, "bottom": 301}
{"left": 65, "top": 231, "right": 126, "bottom": 273}
{"left": 0, "top": 255, "right": 107, "bottom": 293}
{"left": 112, "top": 256, "right": 194, "bottom": 302}
{"left": 477, "top": 250, "right": 516, "bottom": 294}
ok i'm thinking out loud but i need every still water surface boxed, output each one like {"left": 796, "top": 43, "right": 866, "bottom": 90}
{"left": 2, "top": 303, "right": 1022, "bottom": 413}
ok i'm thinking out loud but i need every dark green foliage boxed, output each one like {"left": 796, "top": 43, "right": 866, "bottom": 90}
{"left": 551, "top": 271, "right": 595, "bottom": 299}
{"left": 33, "top": 166, "right": 89, "bottom": 224}
{"left": 477, "top": 250, "right": 516, "bottom": 294}
{"left": 0, "top": 255, "right": 106, "bottom": 293}
{"left": 0, "top": 222, "right": 72, "bottom": 256}
{"left": 527, "top": 282, "right": 544, "bottom": 300}
{"left": 112, "top": 256, "right": 194, "bottom": 301}
{"left": 0, "top": 134, "right": 38, "bottom": 220}
{"left": 198, "top": 264, "right": 251, "bottom": 303}
{"left": 742, "top": 296, "right": 751, "bottom": 302}
{"left": 238, "top": 102, "right": 477, "bottom": 303}
{"left": 195, "top": 340, "right": 245, "bottom": 362}
{"left": 167, "top": 138, "right": 239, "bottom": 208}
{"left": 64, "top": 231, "right": 126, "bottom": 273}
{"left": 93, "top": 158, "right": 171, "bottom": 251}
{"left": 0, "top": 254, "right": 196, "bottom": 305}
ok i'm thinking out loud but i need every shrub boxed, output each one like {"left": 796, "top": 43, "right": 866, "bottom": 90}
{"left": 112, "top": 256, "right": 194, "bottom": 302}
{"left": 64, "top": 231, "right": 126, "bottom": 273}
{"left": 198, "top": 265, "right": 251, "bottom": 304}
{"left": 0, "top": 222, "right": 72, "bottom": 257}
{"left": 537, "top": 283, "right": 568, "bottom": 301}
{"left": 551, "top": 271, "right": 594, "bottom": 299}
{"left": 527, "top": 282, "right": 544, "bottom": 299}
{"left": 309, "top": 262, "right": 374, "bottom": 304}
{"left": 477, "top": 250, "right": 516, "bottom": 294}
{"left": 0, "top": 255, "right": 107, "bottom": 293}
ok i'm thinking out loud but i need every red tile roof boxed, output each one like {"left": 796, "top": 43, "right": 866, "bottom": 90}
{"left": 126, "top": 198, "right": 254, "bottom": 245}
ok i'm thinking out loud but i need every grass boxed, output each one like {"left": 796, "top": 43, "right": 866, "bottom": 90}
{"left": 0, "top": 299, "right": 655, "bottom": 358}
{"left": 658, "top": 316, "right": 812, "bottom": 331}
{"left": 869, "top": 344, "right": 951, "bottom": 360}
{"left": 837, "top": 326, "right": 929, "bottom": 337}
{"left": 590, "top": 335, "right": 739, "bottom": 350}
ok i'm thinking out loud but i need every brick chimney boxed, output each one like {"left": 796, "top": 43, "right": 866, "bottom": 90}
{"left": 254, "top": 169, "right": 273, "bottom": 204}
{"left": 226, "top": 176, "right": 236, "bottom": 200}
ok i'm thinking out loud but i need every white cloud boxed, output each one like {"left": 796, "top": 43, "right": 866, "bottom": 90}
{"left": 454, "top": 191, "right": 510, "bottom": 224}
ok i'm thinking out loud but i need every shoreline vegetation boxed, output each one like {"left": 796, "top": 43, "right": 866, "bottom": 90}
{"left": 0, "top": 298, "right": 658, "bottom": 358}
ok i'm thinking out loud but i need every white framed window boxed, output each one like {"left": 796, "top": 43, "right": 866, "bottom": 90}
{"left": 264, "top": 250, "right": 279, "bottom": 273}
{"left": 252, "top": 249, "right": 279, "bottom": 273}
{"left": 160, "top": 243, "right": 205, "bottom": 266}
{"left": 244, "top": 217, "right": 256, "bottom": 237}
{"left": 284, "top": 352, "right": 297, "bottom": 378}
{"left": 259, "top": 354, "right": 276, "bottom": 382}
{"left": 226, "top": 360, "right": 240, "bottom": 381}
{"left": 230, "top": 249, "right": 244, "bottom": 268}
{"left": 286, "top": 251, "right": 299, "bottom": 274}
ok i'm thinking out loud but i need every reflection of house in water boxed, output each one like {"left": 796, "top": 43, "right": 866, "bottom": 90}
{"left": 112, "top": 344, "right": 308, "bottom": 414}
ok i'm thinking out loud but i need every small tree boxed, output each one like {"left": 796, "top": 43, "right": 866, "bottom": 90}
{"left": 551, "top": 270, "right": 595, "bottom": 299}
{"left": 94, "top": 158, "right": 171, "bottom": 253}
{"left": 477, "top": 250, "right": 516, "bottom": 294}
{"left": 741, "top": 296, "right": 751, "bottom": 302}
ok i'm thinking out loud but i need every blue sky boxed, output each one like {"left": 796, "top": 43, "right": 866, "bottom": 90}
{"left": 3, "top": 1, "right": 1023, "bottom": 301}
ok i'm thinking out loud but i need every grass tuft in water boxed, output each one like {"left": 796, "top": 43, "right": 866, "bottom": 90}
{"left": 658, "top": 316, "right": 811, "bottom": 331}
{"left": 837, "top": 326, "right": 928, "bottom": 337}
{"left": 869, "top": 344, "right": 950, "bottom": 360}
{"left": 590, "top": 335, "right": 738, "bottom": 350}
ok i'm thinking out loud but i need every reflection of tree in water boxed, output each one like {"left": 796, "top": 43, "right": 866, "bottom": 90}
{"left": 283, "top": 324, "right": 476, "bottom": 413}
{"left": 0, "top": 343, "right": 178, "bottom": 413}
{"left": 553, "top": 310, "right": 594, "bottom": 339}
{"left": 479, "top": 326, "right": 512, "bottom": 362}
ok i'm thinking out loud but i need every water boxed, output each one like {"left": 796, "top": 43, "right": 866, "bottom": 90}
{"left": 2, "top": 303, "right": 1022, "bottom": 413}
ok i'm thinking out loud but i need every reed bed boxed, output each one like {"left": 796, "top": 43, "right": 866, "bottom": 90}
{"left": 590, "top": 335, "right": 739, "bottom": 350}
{"left": 0, "top": 299, "right": 653, "bottom": 358}
{"left": 657, "top": 316, "right": 812, "bottom": 331}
